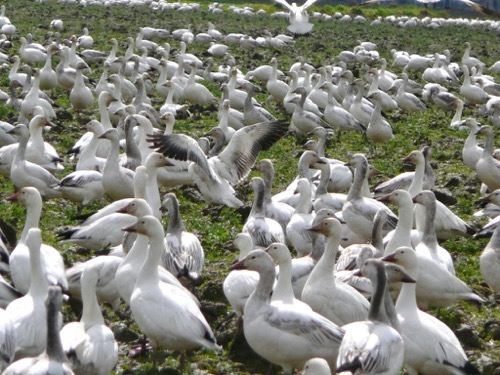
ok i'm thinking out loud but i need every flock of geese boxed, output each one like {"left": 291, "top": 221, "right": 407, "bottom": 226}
{"left": 0, "top": 1, "right": 496, "bottom": 375}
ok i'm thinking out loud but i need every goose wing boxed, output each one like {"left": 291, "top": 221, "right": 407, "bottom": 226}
{"left": 302, "top": 0, "right": 319, "bottom": 10}
{"left": 148, "top": 133, "right": 215, "bottom": 181}
{"left": 273, "top": 0, "right": 294, "bottom": 11}
{"left": 211, "top": 121, "right": 288, "bottom": 185}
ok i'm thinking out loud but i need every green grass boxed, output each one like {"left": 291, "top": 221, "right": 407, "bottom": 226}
{"left": 0, "top": 0, "right": 499, "bottom": 373}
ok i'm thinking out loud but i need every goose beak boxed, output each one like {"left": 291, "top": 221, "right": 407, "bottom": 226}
{"left": 376, "top": 194, "right": 391, "bottom": 203}
{"left": 116, "top": 204, "right": 129, "bottom": 214}
{"left": 122, "top": 222, "right": 137, "bottom": 233}
{"left": 5, "top": 191, "right": 19, "bottom": 202}
{"left": 229, "top": 258, "right": 246, "bottom": 271}
{"left": 352, "top": 268, "right": 363, "bottom": 277}
{"left": 381, "top": 252, "right": 397, "bottom": 262}
{"left": 401, "top": 273, "right": 416, "bottom": 283}
{"left": 307, "top": 223, "right": 321, "bottom": 233}
{"left": 223, "top": 240, "right": 237, "bottom": 251}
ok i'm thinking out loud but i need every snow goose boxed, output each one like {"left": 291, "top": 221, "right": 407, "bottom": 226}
{"left": 382, "top": 247, "right": 481, "bottom": 374}
{"left": 243, "top": 177, "right": 285, "bottom": 248}
{"left": 290, "top": 87, "right": 329, "bottom": 135}
{"left": 3, "top": 285, "right": 74, "bottom": 375}
{"left": 123, "top": 216, "right": 220, "bottom": 368}
{"left": 378, "top": 189, "right": 415, "bottom": 255}
{"left": 7, "top": 124, "right": 61, "bottom": 198}
{"left": 342, "top": 154, "right": 398, "bottom": 242}
{"left": 99, "top": 128, "right": 135, "bottom": 201}
{"left": 60, "top": 263, "right": 118, "bottom": 375}
{"left": 18, "top": 36, "right": 46, "bottom": 64}
{"left": 475, "top": 125, "right": 500, "bottom": 192}
{"left": 8, "top": 56, "right": 27, "bottom": 87}
{"left": 366, "top": 68, "right": 398, "bottom": 111}
{"left": 395, "top": 73, "right": 426, "bottom": 113}
{"left": 75, "top": 120, "right": 106, "bottom": 172}
{"left": 148, "top": 120, "right": 288, "bottom": 203}
{"left": 422, "top": 53, "right": 452, "bottom": 84}
{"left": 0, "top": 301, "right": 14, "bottom": 371}
{"left": 6, "top": 228, "right": 50, "bottom": 359}
{"left": 230, "top": 249, "right": 344, "bottom": 373}
{"left": 348, "top": 80, "right": 373, "bottom": 127}
{"left": 460, "top": 65, "right": 490, "bottom": 106}
{"left": 272, "top": 0, "right": 318, "bottom": 35}
{"left": 223, "top": 233, "right": 260, "bottom": 318}
{"left": 113, "top": 198, "right": 197, "bottom": 306}
{"left": 0, "top": 113, "right": 63, "bottom": 176}
{"left": 266, "top": 57, "right": 289, "bottom": 106}
{"left": 303, "top": 218, "right": 369, "bottom": 326}
{"left": 320, "top": 82, "right": 365, "bottom": 139}
{"left": 39, "top": 44, "right": 59, "bottom": 91}
{"left": 65, "top": 254, "right": 122, "bottom": 312}
{"left": 183, "top": 62, "right": 217, "bottom": 107}
{"left": 462, "top": 41, "right": 485, "bottom": 71}
{"left": 69, "top": 62, "right": 93, "bottom": 112}
{"left": 241, "top": 82, "right": 276, "bottom": 125}
{"left": 286, "top": 178, "right": 322, "bottom": 257}
{"left": 55, "top": 169, "right": 104, "bottom": 209}
{"left": 413, "top": 191, "right": 455, "bottom": 274}
{"left": 301, "top": 358, "right": 331, "bottom": 375}
{"left": 161, "top": 193, "right": 204, "bottom": 281}
{"left": 255, "top": 159, "right": 294, "bottom": 233}
{"left": 336, "top": 259, "right": 405, "bottom": 375}
{"left": 6, "top": 188, "right": 67, "bottom": 295}
{"left": 266, "top": 243, "right": 312, "bottom": 309}
{"left": 373, "top": 146, "right": 435, "bottom": 198}
{"left": 429, "top": 86, "right": 462, "bottom": 112}
{"left": 479, "top": 224, "right": 500, "bottom": 293}
{"left": 365, "top": 91, "right": 393, "bottom": 146}
{"left": 19, "top": 69, "right": 56, "bottom": 122}
{"left": 77, "top": 27, "right": 93, "bottom": 48}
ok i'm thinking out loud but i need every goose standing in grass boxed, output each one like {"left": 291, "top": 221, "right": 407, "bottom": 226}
{"left": 255, "top": 159, "right": 294, "bottom": 233}
{"left": 383, "top": 247, "right": 481, "bottom": 375}
{"left": 243, "top": 177, "right": 285, "bottom": 248}
{"left": 290, "top": 87, "right": 329, "bottom": 136}
{"left": 9, "top": 124, "right": 61, "bottom": 198}
{"left": 6, "top": 228, "right": 50, "bottom": 359}
{"left": 99, "top": 128, "right": 135, "bottom": 201}
{"left": 462, "top": 41, "right": 485, "bottom": 71}
{"left": 395, "top": 73, "right": 427, "bottom": 113}
{"left": 7, "top": 187, "right": 67, "bottom": 295}
{"left": 183, "top": 61, "right": 218, "bottom": 107}
{"left": 342, "top": 153, "right": 398, "bottom": 242}
{"left": 3, "top": 285, "right": 74, "bottom": 375}
{"left": 123, "top": 216, "right": 220, "bottom": 369}
{"left": 69, "top": 62, "right": 93, "bottom": 112}
{"left": 230, "top": 249, "right": 344, "bottom": 374}
{"left": 266, "top": 57, "right": 289, "bottom": 106}
{"left": 223, "top": 233, "right": 260, "bottom": 318}
{"left": 60, "top": 263, "right": 118, "bottom": 375}
{"left": 479, "top": 224, "right": 500, "bottom": 293}
{"left": 75, "top": 120, "right": 106, "bottom": 172}
{"left": 460, "top": 65, "right": 490, "bottom": 106}
{"left": 55, "top": 169, "right": 104, "bottom": 209}
{"left": 39, "top": 44, "right": 59, "bottom": 91}
{"left": 162, "top": 193, "right": 204, "bottom": 281}
{"left": 366, "top": 91, "right": 393, "bottom": 147}
{"left": 303, "top": 218, "right": 369, "bottom": 326}
{"left": 475, "top": 125, "right": 500, "bottom": 192}
{"left": 460, "top": 118, "right": 483, "bottom": 171}
{"left": 336, "top": 259, "right": 408, "bottom": 375}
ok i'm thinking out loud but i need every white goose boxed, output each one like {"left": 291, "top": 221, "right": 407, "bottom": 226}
{"left": 366, "top": 91, "right": 393, "bottom": 146}
{"left": 342, "top": 153, "right": 398, "bottom": 242}
{"left": 6, "top": 228, "right": 50, "bottom": 359}
{"left": 460, "top": 65, "right": 490, "bottom": 106}
{"left": 55, "top": 169, "right": 104, "bottom": 208}
{"left": 60, "top": 263, "right": 118, "bottom": 375}
{"left": 301, "top": 358, "right": 331, "bottom": 375}
{"left": 243, "top": 177, "right": 285, "bottom": 247}
{"left": 162, "top": 193, "right": 205, "bottom": 281}
{"left": 460, "top": 117, "right": 483, "bottom": 171}
{"left": 3, "top": 285, "right": 74, "bottom": 375}
{"left": 123, "top": 216, "right": 220, "bottom": 368}
{"left": 223, "top": 233, "right": 260, "bottom": 318}
{"left": 7, "top": 187, "right": 67, "bottom": 295}
{"left": 395, "top": 73, "right": 426, "bottom": 113}
{"left": 480, "top": 224, "right": 500, "bottom": 293}
{"left": 336, "top": 259, "right": 406, "bottom": 375}
{"left": 383, "top": 247, "right": 481, "bottom": 375}
{"left": 303, "top": 218, "right": 370, "bottom": 327}
{"left": 230, "top": 249, "right": 344, "bottom": 374}
{"left": 0, "top": 299, "right": 15, "bottom": 371}
{"left": 69, "top": 62, "right": 93, "bottom": 111}
{"left": 475, "top": 125, "right": 500, "bottom": 192}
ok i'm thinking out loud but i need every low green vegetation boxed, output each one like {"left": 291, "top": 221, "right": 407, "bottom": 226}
{"left": 0, "top": 0, "right": 499, "bottom": 373}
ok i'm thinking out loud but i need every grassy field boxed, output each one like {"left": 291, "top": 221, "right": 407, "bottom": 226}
{"left": 0, "top": 0, "right": 499, "bottom": 373}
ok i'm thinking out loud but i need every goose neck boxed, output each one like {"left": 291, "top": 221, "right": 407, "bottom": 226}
{"left": 45, "top": 297, "right": 65, "bottom": 361}
{"left": 81, "top": 273, "right": 105, "bottom": 329}
{"left": 137, "top": 231, "right": 163, "bottom": 287}
{"left": 273, "top": 259, "right": 295, "bottom": 303}
{"left": 368, "top": 266, "right": 389, "bottom": 323}
{"left": 21, "top": 199, "right": 42, "bottom": 242}
{"left": 347, "top": 161, "right": 367, "bottom": 201}
{"left": 166, "top": 199, "right": 185, "bottom": 233}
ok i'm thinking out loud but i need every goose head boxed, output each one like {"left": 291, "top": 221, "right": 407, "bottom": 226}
{"left": 384, "top": 263, "right": 416, "bottom": 284}
{"left": 7, "top": 123, "right": 29, "bottom": 139}
{"left": 412, "top": 190, "right": 435, "bottom": 206}
{"left": 122, "top": 215, "right": 161, "bottom": 236}
{"left": 145, "top": 152, "right": 173, "bottom": 169}
{"left": 381, "top": 246, "right": 418, "bottom": 278}
{"left": 307, "top": 217, "right": 341, "bottom": 237}
{"left": 377, "top": 189, "right": 411, "bottom": 205}
{"left": 475, "top": 124, "right": 493, "bottom": 137}
{"left": 116, "top": 198, "right": 151, "bottom": 217}
{"left": 344, "top": 153, "right": 367, "bottom": 169}
{"left": 402, "top": 149, "right": 424, "bottom": 165}
{"left": 265, "top": 243, "right": 292, "bottom": 265}
{"left": 229, "top": 248, "right": 273, "bottom": 273}
{"left": 5, "top": 186, "right": 41, "bottom": 205}
{"left": 98, "top": 128, "right": 120, "bottom": 142}
{"left": 475, "top": 189, "right": 500, "bottom": 206}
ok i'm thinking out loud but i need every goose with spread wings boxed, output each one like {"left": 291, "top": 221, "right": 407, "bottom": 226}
{"left": 148, "top": 120, "right": 288, "bottom": 207}
{"left": 273, "top": 0, "right": 320, "bottom": 35}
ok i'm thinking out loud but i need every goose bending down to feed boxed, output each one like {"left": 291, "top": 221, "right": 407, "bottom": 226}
{"left": 303, "top": 218, "right": 370, "bottom": 327}
{"left": 161, "top": 193, "right": 205, "bottom": 281}
{"left": 148, "top": 120, "right": 288, "bottom": 207}
{"left": 3, "top": 285, "right": 74, "bottom": 375}
{"left": 230, "top": 249, "right": 345, "bottom": 374}
{"left": 383, "top": 247, "right": 481, "bottom": 375}
{"left": 336, "top": 259, "right": 410, "bottom": 375}
{"left": 60, "top": 263, "right": 119, "bottom": 375}
{"left": 123, "top": 216, "right": 220, "bottom": 369}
